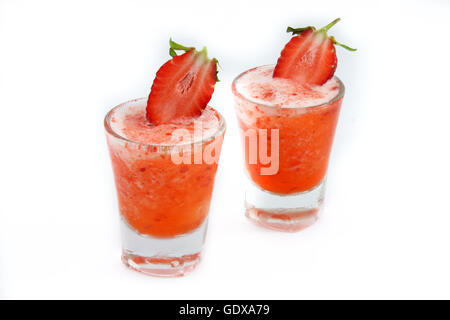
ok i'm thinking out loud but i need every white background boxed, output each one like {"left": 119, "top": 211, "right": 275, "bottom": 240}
{"left": 1, "top": 0, "right": 450, "bottom": 299}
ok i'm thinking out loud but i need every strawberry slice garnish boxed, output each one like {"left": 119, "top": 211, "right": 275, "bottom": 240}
{"left": 146, "top": 39, "right": 218, "bottom": 124}
{"left": 273, "top": 18, "right": 356, "bottom": 86}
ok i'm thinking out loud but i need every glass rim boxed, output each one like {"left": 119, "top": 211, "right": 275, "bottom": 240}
{"left": 104, "top": 97, "right": 226, "bottom": 148}
{"left": 231, "top": 64, "right": 345, "bottom": 109}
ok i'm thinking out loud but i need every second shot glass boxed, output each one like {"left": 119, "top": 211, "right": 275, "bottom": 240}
{"left": 232, "top": 65, "right": 344, "bottom": 232}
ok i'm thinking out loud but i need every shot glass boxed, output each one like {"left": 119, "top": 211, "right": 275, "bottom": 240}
{"left": 232, "top": 66, "right": 344, "bottom": 232}
{"left": 105, "top": 98, "right": 225, "bottom": 277}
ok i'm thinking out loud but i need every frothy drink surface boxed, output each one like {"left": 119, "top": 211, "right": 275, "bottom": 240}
{"left": 235, "top": 65, "right": 340, "bottom": 108}
{"left": 109, "top": 102, "right": 221, "bottom": 145}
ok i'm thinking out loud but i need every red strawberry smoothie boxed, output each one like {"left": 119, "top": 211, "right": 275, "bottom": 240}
{"left": 232, "top": 65, "right": 344, "bottom": 194}
{"left": 105, "top": 98, "right": 225, "bottom": 238}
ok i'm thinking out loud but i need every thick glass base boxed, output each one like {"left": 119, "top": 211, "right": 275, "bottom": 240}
{"left": 244, "top": 178, "right": 325, "bottom": 232}
{"left": 120, "top": 218, "right": 208, "bottom": 277}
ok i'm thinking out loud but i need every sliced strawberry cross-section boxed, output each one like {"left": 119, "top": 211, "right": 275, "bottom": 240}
{"left": 273, "top": 18, "right": 356, "bottom": 86}
{"left": 146, "top": 39, "right": 218, "bottom": 124}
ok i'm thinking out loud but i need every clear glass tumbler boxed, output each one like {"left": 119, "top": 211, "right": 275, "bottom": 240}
{"left": 105, "top": 98, "right": 226, "bottom": 277}
{"left": 232, "top": 66, "right": 344, "bottom": 232}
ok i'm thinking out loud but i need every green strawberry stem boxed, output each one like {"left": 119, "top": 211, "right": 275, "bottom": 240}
{"left": 319, "top": 18, "right": 341, "bottom": 33}
{"left": 319, "top": 18, "right": 357, "bottom": 51}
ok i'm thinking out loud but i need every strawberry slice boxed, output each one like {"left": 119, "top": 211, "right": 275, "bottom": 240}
{"left": 146, "top": 39, "right": 218, "bottom": 124}
{"left": 273, "top": 18, "right": 356, "bottom": 86}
